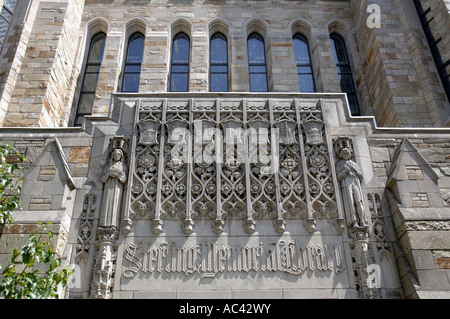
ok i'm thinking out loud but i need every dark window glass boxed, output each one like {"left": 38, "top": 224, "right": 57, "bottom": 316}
{"left": 169, "top": 32, "right": 190, "bottom": 92}
{"left": 210, "top": 32, "right": 228, "bottom": 92}
{"left": 293, "top": 34, "right": 316, "bottom": 93}
{"left": 414, "top": 0, "right": 450, "bottom": 103}
{"left": 330, "top": 33, "right": 360, "bottom": 116}
{"left": 248, "top": 33, "right": 268, "bottom": 92}
{"left": 75, "top": 32, "right": 106, "bottom": 126}
{"left": 122, "top": 32, "right": 144, "bottom": 93}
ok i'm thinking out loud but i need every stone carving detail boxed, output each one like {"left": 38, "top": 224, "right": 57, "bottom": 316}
{"left": 220, "top": 112, "right": 247, "bottom": 233}
{"left": 302, "top": 109, "right": 339, "bottom": 232}
{"left": 76, "top": 194, "right": 96, "bottom": 261}
{"left": 91, "top": 136, "right": 128, "bottom": 299}
{"left": 122, "top": 239, "right": 345, "bottom": 279}
{"left": 368, "top": 193, "right": 389, "bottom": 251}
{"left": 162, "top": 114, "right": 190, "bottom": 232}
{"left": 99, "top": 136, "right": 128, "bottom": 229}
{"left": 128, "top": 106, "right": 163, "bottom": 234}
{"left": 405, "top": 220, "right": 450, "bottom": 231}
{"left": 274, "top": 102, "right": 306, "bottom": 233}
{"left": 247, "top": 103, "right": 277, "bottom": 233}
{"left": 335, "top": 137, "right": 367, "bottom": 228}
{"left": 90, "top": 227, "right": 119, "bottom": 299}
{"left": 334, "top": 137, "right": 379, "bottom": 298}
{"left": 124, "top": 98, "right": 344, "bottom": 235}
{"left": 348, "top": 228, "right": 381, "bottom": 299}
{"left": 191, "top": 112, "right": 218, "bottom": 233}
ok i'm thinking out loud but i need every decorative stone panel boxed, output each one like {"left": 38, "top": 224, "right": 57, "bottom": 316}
{"left": 122, "top": 96, "right": 344, "bottom": 236}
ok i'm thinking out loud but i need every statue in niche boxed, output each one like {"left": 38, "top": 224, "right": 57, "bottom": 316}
{"left": 335, "top": 143, "right": 368, "bottom": 228}
{"left": 99, "top": 137, "right": 128, "bottom": 229}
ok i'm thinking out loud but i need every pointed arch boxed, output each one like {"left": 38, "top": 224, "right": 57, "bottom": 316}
{"left": 168, "top": 18, "right": 192, "bottom": 92}
{"left": 290, "top": 18, "right": 313, "bottom": 40}
{"left": 208, "top": 18, "right": 231, "bottom": 92}
{"left": 244, "top": 18, "right": 269, "bottom": 39}
{"left": 208, "top": 17, "right": 231, "bottom": 39}
{"left": 247, "top": 32, "right": 268, "bottom": 92}
{"left": 86, "top": 17, "right": 110, "bottom": 41}
{"left": 326, "top": 18, "right": 351, "bottom": 39}
{"left": 327, "top": 19, "right": 360, "bottom": 115}
{"left": 169, "top": 17, "right": 193, "bottom": 39}
{"left": 71, "top": 17, "right": 110, "bottom": 126}
{"left": 169, "top": 32, "right": 190, "bottom": 92}
{"left": 290, "top": 19, "right": 317, "bottom": 92}
{"left": 74, "top": 31, "right": 107, "bottom": 125}
{"left": 121, "top": 32, "right": 145, "bottom": 92}
{"left": 210, "top": 32, "right": 229, "bottom": 92}
{"left": 124, "top": 17, "right": 148, "bottom": 38}
{"left": 118, "top": 18, "right": 147, "bottom": 92}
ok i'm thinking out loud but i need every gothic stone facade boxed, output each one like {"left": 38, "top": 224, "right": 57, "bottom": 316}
{"left": 0, "top": 0, "right": 449, "bottom": 299}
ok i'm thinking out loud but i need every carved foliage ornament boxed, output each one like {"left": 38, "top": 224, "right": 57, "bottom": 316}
{"left": 125, "top": 98, "right": 343, "bottom": 235}
{"left": 76, "top": 194, "right": 96, "bottom": 261}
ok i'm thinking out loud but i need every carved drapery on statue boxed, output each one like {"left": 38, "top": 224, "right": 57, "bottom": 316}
{"left": 334, "top": 137, "right": 368, "bottom": 228}
{"left": 99, "top": 136, "right": 129, "bottom": 229}
{"left": 91, "top": 136, "right": 129, "bottom": 299}
{"left": 123, "top": 98, "right": 343, "bottom": 235}
{"left": 333, "top": 137, "right": 380, "bottom": 299}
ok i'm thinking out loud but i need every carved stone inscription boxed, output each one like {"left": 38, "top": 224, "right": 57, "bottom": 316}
{"left": 122, "top": 237, "right": 345, "bottom": 279}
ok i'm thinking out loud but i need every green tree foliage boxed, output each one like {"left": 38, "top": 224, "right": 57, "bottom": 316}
{"left": 0, "top": 143, "right": 26, "bottom": 226}
{"left": 0, "top": 144, "right": 72, "bottom": 299}
{"left": 0, "top": 223, "right": 72, "bottom": 299}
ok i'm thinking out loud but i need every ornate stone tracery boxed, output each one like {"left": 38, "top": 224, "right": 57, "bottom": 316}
{"left": 123, "top": 97, "right": 344, "bottom": 235}
{"left": 76, "top": 194, "right": 96, "bottom": 261}
{"left": 91, "top": 136, "right": 129, "bottom": 299}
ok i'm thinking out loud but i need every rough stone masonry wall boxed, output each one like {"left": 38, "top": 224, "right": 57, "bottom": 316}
{"left": 349, "top": 0, "right": 450, "bottom": 127}
{"left": 2, "top": 0, "right": 84, "bottom": 127}
{"left": 0, "top": 0, "right": 34, "bottom": 126}
{"left": 0, "top": 0, "right": 449, "bottom": 128}
{"left": 80, "top": 0, "right": 356, "bottom": 118}
{"left": 72, "top": 0, "right": 450, "bottom": 128}
{"left": 403, "top": 0, "right": 450, "bottom": 127}
{"left": 368, "top": 135, "right": 450, "bottom": 298}
{"left": 0, "top": 131, "right": 93, "bottom": 272}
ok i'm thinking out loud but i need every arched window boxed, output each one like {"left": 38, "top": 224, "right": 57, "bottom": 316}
{"left": 248, "top": 33, "right": 268, "bottom": 92}
{"left": 169, "top": 32, "right": 190, "bottom": 92}
{"left": 121, "top": 32, "right": 144, "bottom": 92}
{"left": 75, "top": 32, "right": 106, "bottom": 126}
{"left": 210, "top": 32, "right": 228, "bottom": 92}
{"left": 293, "top": 34, "right": 315, "bottom": 93}
{"left": 330, "top": 33, "right": 360, "bottom": 115}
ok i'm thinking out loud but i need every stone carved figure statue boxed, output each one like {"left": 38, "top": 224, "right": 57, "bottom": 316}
{"left": 336, "top": 146, "right": 367, "bottom": 228}
{"left": 99, "top": 137, "right": 128, "bottom": 229}
{"left": 92, "top": 136, "right": 128, "bottom": 299}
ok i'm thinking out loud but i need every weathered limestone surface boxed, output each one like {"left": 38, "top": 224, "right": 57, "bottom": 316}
{"left": 0, "top": 93, "right": 447, "bottom": 299}
{"left": 0, "top": 0, "right": 449, "bottom": 300}
{"left": 1, "top": 0, "right": 449, "bottom": 128}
